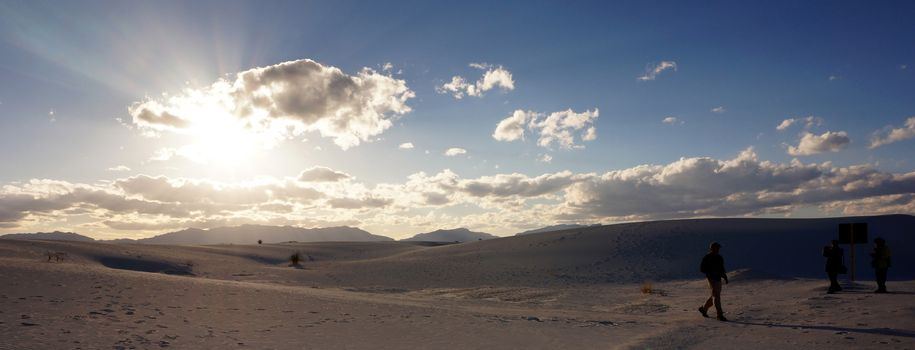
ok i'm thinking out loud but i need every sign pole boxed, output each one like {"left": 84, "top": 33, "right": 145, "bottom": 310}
{"left": 850, "top": 225, "right": 855, "bottom": 283}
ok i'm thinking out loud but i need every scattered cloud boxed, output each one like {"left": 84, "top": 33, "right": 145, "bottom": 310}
{"left": 538, "top": 154, "right": 553, "bottom": 163}
{"left": 298, "top": 166, "right": 351, "bottom": 182}
{"left": 444, "top": 148, "right": 467, "bottom": 156}
{"left": 828, "top": 75, "right": 839, "bottom": 81}
{"left": 900, "top": 64, "right": 908, "bottom": 70}
{"left": 493, "top": 108, "right": 599, "bottom": 149}
{"left": 637, "top": 61, "right": 677, "bottom": 81}
{"left": 148, "top": 148, "right": 176, "bottom": 162}
{"left": 128, "top": 59, "right": 415, "bottom": 150}
{"left": 398, "top": 142, "right": 415, "bottom": 149}
{"left": 711, "top": 106, "right": 726, "bottom": 114}
{"left": 776, "top": 116, "right": 823, "bottom": 131}
{"left": 2, "top": 150, "right": 915, "bottom": 236}
{"left": 662, "top": 116, "right": 682, "bottom": 125}
{"left": 776, "top": 119, "right": 796, "bottom": 131}
{"left": 787, "top": 131, "right": 850, "bottom": 156}
{"left": 869, "top": 116, "right": 915, "bottom": 149}
{"left": 107, "top": 165, "right": 131, "bottom": 172}
{"left": 436, "top": 63, "right": 514, "bottom": 99}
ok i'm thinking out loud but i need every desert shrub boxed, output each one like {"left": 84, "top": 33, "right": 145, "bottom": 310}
{"left": 289, "top": 251, "right": 302, "bottom": 266}
{"left": 640, "top": 281, "right": 653, "bottom": 295}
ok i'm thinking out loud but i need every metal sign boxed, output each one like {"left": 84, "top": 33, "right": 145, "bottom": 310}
{"left": 838, "top": 223, "right": 868, "bottom": 244}
{"left": 838, "top": 222, "right": 868, "bottom": 282}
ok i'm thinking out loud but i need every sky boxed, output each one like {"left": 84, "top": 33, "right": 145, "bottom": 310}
{"left": 1, "top": 0, "right": 914, "bottom": 239}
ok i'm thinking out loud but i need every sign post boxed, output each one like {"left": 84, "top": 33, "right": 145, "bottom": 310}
{"left": 838, "top": 223, "right": 868, "bottom": 282}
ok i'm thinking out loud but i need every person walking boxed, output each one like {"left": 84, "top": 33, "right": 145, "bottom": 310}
{"left": 870, "top": 238, "right": 892, "bottom": 293}
{"left": 823, "top": 240, "right": 845, "bottom": 293}
{"left": 698, "top": 242, "right": 728, "bottom": 321}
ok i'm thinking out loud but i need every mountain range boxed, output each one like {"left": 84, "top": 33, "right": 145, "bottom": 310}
{"left": 400, "top": 228, "right": 498, "bottom": 242}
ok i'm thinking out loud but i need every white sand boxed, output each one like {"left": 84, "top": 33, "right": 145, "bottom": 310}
{"left": 2, "top": 223, "right": 913, "bottom": 349}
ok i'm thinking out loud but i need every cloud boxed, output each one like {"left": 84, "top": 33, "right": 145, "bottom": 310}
{"left": 444, "top": 148, "right": 467, "bottom": 156}
{"left": 327, "top": 197, "right": 392, "bottom": 209}
{"left": 538, "top": 154, "right": 553, "bottom": 163}
{"left": 398, "top": 142, "right": 415, "bottom": 149}
{"left": 662, "top": 116, "right": 682, "bottom": 125}
{"left": 492, "top": 110, "right": 533, "bottom": 142}
{"left": 494, "top": 108, "right": 599, "bottom": 149}
{"left": 711, "top": 106, "right": 726, "bottom": 114}
{"left": 561, "top": 147, "right": 915, "bottom": 220}
{"left": 776, "top": 116, "right": 823, "bottom": 131}
{"left": 436, "top": 63, "right": 514, "bottom": 99}
{"left": 869, "top": 116, "right": 915, "bottom": 149}
{"left": 3, "top": 151, "right": 915, "bottom": 237}
{"left": 128, "top": 59, "right": 415, "bottom": 150}
{"left": 298, "top": 166, "right": 351, "bottom": 182}
{"left": 108, "top": 165, "right": 131, "bottom": 172}
{"left": 637, "top": 61, "right": 677, "bottom": 81}
{"left": 776, "top": 119, "right": 796, "bottom": 131}
{"left": 787, "top": 131, "right": 851, "bottom": 156}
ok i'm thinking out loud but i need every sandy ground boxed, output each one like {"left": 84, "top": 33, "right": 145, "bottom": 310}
{"left": 1, "top": 237, "right": 913, "bottom": 349}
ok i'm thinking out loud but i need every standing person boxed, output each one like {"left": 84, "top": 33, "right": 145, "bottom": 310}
{"left": 698, "top": 242, "right": 729, "bottom": 321}
{"left": 823, "top": 240, "right": 845, "bottom": 293}
{"left": 870, "top": 238, "right": 892, "bottom": 293}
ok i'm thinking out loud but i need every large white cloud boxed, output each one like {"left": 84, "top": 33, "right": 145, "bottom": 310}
{"left": 436, "top": 63, "right": 514, "bottom": 99}
{"left": 870, "top": 116, "right": 915, "bottom": 148}
{"left": 561, "top": 148, "right": 915, "bottom": 221}
{"left": 128, "top": 59, "right": 415, "bottom": 150}
{"left": 787, "top": 131, "right": 850, "bottom": 156}
{"left": 493, "top": 108, "right": 599, "bottom": 149}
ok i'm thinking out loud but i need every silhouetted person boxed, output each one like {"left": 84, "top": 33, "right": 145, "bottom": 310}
{"left": 823, "top": 240, "right": 845, "bottom": 293}
{"left": 698, "top": 242, "right": 728, "bottom": 321}
{"left": 870, "top": 237, "right": 891, "bottom": 293}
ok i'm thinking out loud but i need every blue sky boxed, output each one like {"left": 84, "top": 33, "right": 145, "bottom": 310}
{"left": 1, "top": 1, "right": 914, "bottom": 239}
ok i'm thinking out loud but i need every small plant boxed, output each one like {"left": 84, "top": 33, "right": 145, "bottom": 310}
{"left": 640, "top": 281, "right": 653, "bottom": 295}
{"left": 289, "top": 251, "right": 302, "bottom": 266}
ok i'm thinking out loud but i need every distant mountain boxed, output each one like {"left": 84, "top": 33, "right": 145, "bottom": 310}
{"left": 137, "top": 225, "right": 393, "bottom": 244}
{"left": 0, "top": 231, "right": 95, "bottom": 242}
{"left": 515, "top": 224, "right": 600, "bottom": 236}
{"left": 402, "top": 228, "right": 498, "bottom": 242}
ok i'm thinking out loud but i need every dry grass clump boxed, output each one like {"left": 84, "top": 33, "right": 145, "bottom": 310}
{"left": 640, "top": 281, "right": 654, "bottom": 295}
{"left": 289, "top": 251, "right": 303, "bottom": 266}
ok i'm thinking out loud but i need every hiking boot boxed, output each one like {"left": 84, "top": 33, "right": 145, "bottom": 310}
{"left": 698, "top": 307, "right": 709, "bottom": 318}
{"left": 716, "top": 314, "right": 728, "bottom": 322}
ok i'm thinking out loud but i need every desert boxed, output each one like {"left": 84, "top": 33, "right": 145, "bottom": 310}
{"left": 2, "top": 215, "right": 913, "bottom": 349}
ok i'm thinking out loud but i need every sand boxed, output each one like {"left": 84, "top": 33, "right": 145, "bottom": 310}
{"left": 2, "top": 222, "right": 914, "bottom": 349}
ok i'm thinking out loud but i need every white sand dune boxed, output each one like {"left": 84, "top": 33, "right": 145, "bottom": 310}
{"left": 2, "top": 216, "right": 913, "bottom": 349}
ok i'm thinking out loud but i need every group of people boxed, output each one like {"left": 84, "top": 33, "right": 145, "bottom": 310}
{"left": 696, "top": 238, "right": 893, "bottom": 322}
{"left": 822, "top": 237, "right": 892, "bottom": 293}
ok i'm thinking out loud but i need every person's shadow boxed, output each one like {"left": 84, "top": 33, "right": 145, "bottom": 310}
{"left": 731, "top": 320, "right": 915, "bottom": 338}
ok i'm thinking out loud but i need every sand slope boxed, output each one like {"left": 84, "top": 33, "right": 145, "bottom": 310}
{"left": 2, "top": 215, "right": 913, "bottom": 349}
